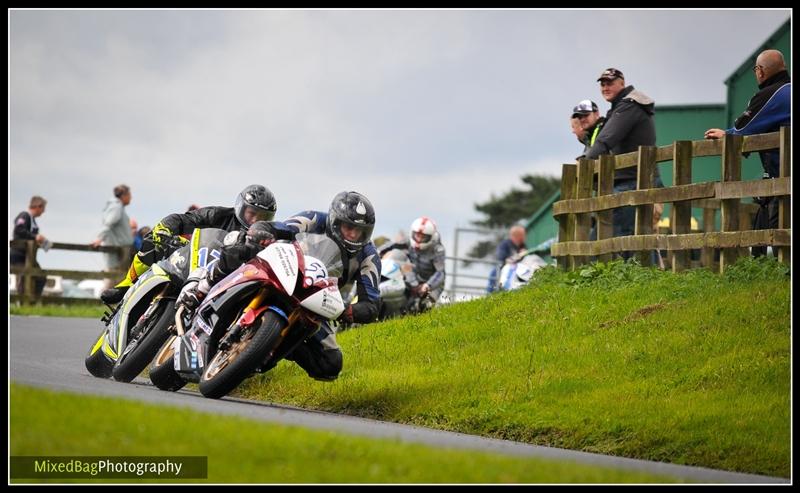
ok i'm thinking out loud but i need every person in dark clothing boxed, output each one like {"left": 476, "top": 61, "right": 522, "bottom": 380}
{"left": 704, "top": 49, "right": 790, "bottom": 257}
{"left": 11, "top": 196, "right": 49, "bottom": 296}
{"left": 487, "top": 225, "right": 527, "bottom": 293}
{"left": 585, "top": 68, "right": 664, "bottom": 257}
{"left": 100, "top": 184, "right": 277, "bottom": 304}
{"left": 177, "top": 191, "right": 380, "bottom": 382}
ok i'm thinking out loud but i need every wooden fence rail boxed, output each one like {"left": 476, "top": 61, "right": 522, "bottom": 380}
{"left": 551, "top": 127, "right": 791, "bottom": 273}
{"left": 9, "top": 240, "right": 131, "bottom": 305}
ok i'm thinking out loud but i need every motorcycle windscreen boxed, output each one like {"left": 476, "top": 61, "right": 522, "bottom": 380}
{"left": 257, "top": 242, "right": 299, "bottom": 296}
{"left": 296, "top": 233, "right": 344, "bottom": 279}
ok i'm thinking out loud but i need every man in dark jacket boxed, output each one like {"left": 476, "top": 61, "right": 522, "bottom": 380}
{"left": 704, "top": 49, "right": 790, "bottom": 256}
{"left": 585, "top": 68, "right": 663, "bottom": 252}
{"left": 100, "top": 184, "right": 277, "bottom": 304}
{"left": 11, "top": 196, "right": 49, "bottom": 296}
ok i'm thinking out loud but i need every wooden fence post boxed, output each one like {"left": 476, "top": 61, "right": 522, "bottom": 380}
{"left": 575, "top": 158, "right": 594, "bottom": 267}
{"left": 597, "top": 155, "right": 615, "bottom": 263}
{"left": 671, "top": 141, "right": 693, "bottom": 272}
{"left": 701, "top": 208, "right": 717, "bottom": 270}
{"left": 557, "top": 164, "right": 577, "bottom": 270}
{"left": 23, "top": 240, "right": 37, "bottom": 303}
{"left": 720, "top": 134, "right": 742, "bottom": 273}
{"left": 635, "top": 146, "right": 657, "bottom": 266}
{"left": 778, "top": 126, "right": 791, "bottom": 264}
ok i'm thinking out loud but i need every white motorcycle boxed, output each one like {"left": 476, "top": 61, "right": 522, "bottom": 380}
{"left": 496, "top": 250, "right": 548, "bottom": 291}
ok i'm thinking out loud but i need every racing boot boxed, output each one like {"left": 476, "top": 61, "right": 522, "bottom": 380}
{"left": 100, "top": 255, "right": 150, "bottom": 304}
{"left": 100, "top": 286, "right": 129, "bottom": 304}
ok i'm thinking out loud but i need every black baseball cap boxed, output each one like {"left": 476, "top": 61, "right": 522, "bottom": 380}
{"left": 597, "top": 68, "right": 624, "bottom": 82}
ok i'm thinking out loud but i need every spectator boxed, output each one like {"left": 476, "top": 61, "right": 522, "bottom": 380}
{"left": 570, "top": 116, "right": 586, "bottom": 146}
{"left": 187, "top": 204, "right": 200, "bottom": 212}
{"left": 91, "top": 184, "right": 134, "bottom": 289}
{"left": 10, "top": 195, "right": 49, "bottom": 297}
{"left": 572, "top": 99, "right": 606, "bottom": 158}
{"left": 130, "top": 218, "right": 143, "bottom": 251}
{"left": 585, "top": 68, "right": 663, "bottom": 258}
{"left": 487, "top": 224, "right": 527, "bottom": 292}
{"left": 704, "top": 49, "right": 790, "bottom": 257}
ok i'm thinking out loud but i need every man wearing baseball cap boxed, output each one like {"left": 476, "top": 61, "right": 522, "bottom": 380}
{"left": 571, "top": 99, "right": 605, "bottom": 158}
{"left": 585, "top": 68, "right": 663, "bottom": 258}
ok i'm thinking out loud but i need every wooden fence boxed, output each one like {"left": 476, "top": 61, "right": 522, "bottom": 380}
{"left": 551, "top": 127, "right": 790, "bottom": 273}
{"left": 9, "top": 240, "right": 131, "bottom": 305}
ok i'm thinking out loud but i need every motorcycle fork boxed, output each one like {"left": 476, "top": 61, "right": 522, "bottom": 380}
{"left": 131, "top": 285, "right": 169, "bottom": 340}
{"left": 218, "top": 287, "right": 269, "bottom": 351}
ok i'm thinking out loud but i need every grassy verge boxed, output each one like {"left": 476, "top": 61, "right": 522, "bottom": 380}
{"left": 10, "top": 303, "right": 106, "bottom": 318}
{"left": 233, "top": 257, "right": 790, "bottom": 477}
{"left": 9, "top": 384, "right": 676, "bottom": 484}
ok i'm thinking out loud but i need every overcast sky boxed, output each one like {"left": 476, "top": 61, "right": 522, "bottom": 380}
{"left": 9, "top": 8, "right": 791, "bottom": 281}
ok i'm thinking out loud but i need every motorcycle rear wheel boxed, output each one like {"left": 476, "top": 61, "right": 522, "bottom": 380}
{"left": 149, "top": 335, "right": 186, "bottom": 392}
{"left": 198, "top": 311, "right": 285, "bottom": 399}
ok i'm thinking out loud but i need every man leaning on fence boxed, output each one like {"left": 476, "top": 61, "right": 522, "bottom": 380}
{"left": 704, "top": 49, "right": 790, "bottom": 257}
{"left": 11, "top": 195, "right": 49, "bottom": 297}
{"left": 585, "top": 68, "right": 664, "bottom": 259}
{"left": 90, "top": 184, "right": 134, "bottom": 289}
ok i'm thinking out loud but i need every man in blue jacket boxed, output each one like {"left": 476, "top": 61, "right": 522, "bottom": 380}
{"left": 704, "top": 49, "right": 790, "bottom": 256}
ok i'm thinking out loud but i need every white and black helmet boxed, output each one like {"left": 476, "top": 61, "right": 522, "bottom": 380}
{"left": 326, "top": 191, "right": 375, "bottom": 254}
{"left": 234, "top": 184, "right": 277, "bottom": 228}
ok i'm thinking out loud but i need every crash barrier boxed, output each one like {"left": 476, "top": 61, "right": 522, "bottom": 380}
{"left": 551, "top": 127, "right": 790, "bottom": 273}
{"left": 9, "top": 240, "right": 131, "bottom": 305}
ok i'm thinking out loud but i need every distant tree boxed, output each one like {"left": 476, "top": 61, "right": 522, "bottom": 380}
{"left": 467, "top": 174, "right": 560, "bottom": 260}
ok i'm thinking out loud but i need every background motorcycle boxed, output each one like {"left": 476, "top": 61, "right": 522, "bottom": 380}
{"left": 84, "top": 228, "right": 227, "bottom": 382}
{"left": 377, "top": 248, "right": 414, "bottom": 320}
{"left": 149, "top": 232, "right": 345, "bottom": 399}
{"left": 496, "top": 249, "right": 549, "bottom": 291}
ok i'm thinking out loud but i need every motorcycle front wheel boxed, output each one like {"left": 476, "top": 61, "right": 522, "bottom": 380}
{"left": 112, "top": 300, "right": 176, "bottom": 382}
{"left": 198, "top": 311, "right": 285, "bottom": 399}
{"left": 85, "top": 328, "right": 114, "bottom": 378}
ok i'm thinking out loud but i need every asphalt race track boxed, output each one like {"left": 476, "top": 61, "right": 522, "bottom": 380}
{"left": 10, "top": 316, "right": 787, "bottom": 484}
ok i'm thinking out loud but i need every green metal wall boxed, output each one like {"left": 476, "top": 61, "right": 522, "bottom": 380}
{"left": 524, "top": 189, "right": 560, "bottom": 255}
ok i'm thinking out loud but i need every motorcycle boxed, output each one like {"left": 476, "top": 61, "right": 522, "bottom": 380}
{"left": 148, "top": 232, "right": 345, "bottom": 399}
{"left": 84, "top": 228, "right": 228, "bottom": 382}
{"left": 496, "top": 249, "right": 548, "bottom": 291}
{"left": 377, "top": 248, "right": 414, "bottom": 320}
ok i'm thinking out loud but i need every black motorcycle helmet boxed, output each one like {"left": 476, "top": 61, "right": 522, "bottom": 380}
{"left": 326, "top": 191, "right": 375, "bottom": 254}
{"left": 234, "top": 184, "right": 277, "bottom": 228}
{"left": 245, "top": 221, "right": 276, "bottom": 248}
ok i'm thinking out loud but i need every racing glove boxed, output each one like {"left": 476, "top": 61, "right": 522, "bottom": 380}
{"left": 177, "top": 268, "right": 211, "bottom": 311}
{"left": 151, "top": 224, "right": 175, "bottom": 256}
{"left": 337, "top": 304, "right": 354, "bottom": 324}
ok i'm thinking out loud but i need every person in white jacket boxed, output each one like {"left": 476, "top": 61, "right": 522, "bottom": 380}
{"left": 90, "top": 184, "right": 134, "bottom": 288}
